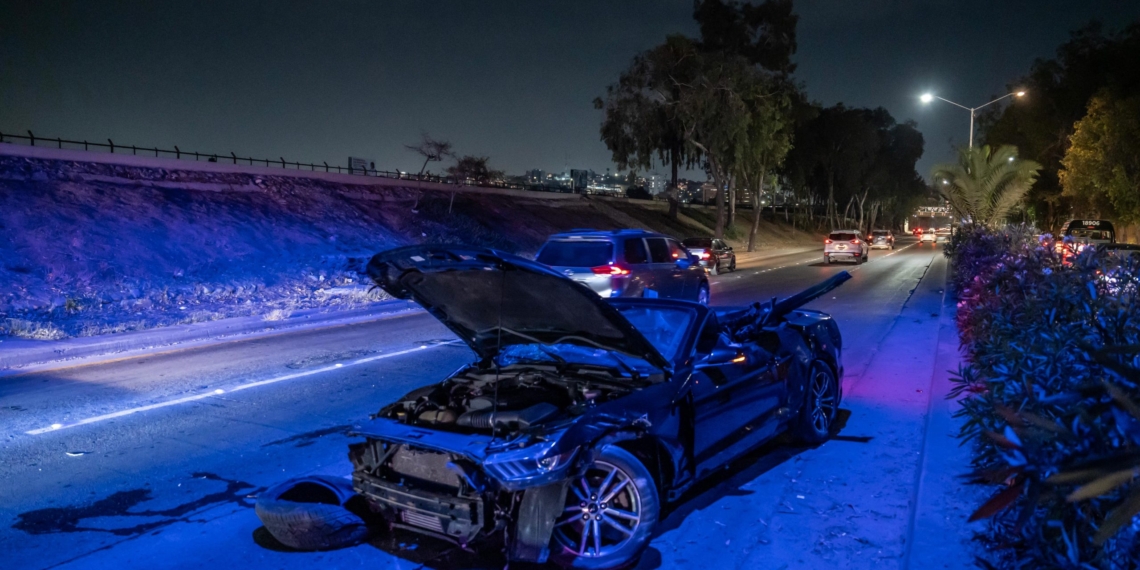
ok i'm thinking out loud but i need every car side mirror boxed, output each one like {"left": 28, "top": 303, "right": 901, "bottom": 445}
{"left": 697, "top": 346, "right": 745, "bottom": 368}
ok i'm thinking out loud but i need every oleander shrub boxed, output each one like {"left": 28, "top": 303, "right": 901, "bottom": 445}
{"left": 949, "top": 227, "right": 1140, "bottom": 569}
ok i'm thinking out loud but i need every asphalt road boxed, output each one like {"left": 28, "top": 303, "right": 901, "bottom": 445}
{"left": 0, "top": 237, "right": 954, "bottom": 570}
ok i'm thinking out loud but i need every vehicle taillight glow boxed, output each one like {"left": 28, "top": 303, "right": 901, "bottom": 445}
{"left": 591, "top": 265, "right": 630, "bottom": 275}
{"left": 850, "top": 239, "right": 859, "bottom": 245}
{"left": 824, "top": 239, "right": 832, "bottom": 244}
{"left": 699, "top": 252, "right": 710, "bottom": 259}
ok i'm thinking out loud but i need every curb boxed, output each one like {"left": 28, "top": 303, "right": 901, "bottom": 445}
{"left": 903, "top": 268, "right": 984, "bottom": 569}
{"left": 0, "top": 300, "right": 422, "bottom": 374}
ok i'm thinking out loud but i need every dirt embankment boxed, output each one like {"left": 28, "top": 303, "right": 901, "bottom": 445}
{"left": 0, "top": 156, "right": 818, "bottom": 339}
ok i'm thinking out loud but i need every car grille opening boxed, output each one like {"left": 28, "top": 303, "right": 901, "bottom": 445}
{"left": 402, "top": 510, "right": 445, "bottom": 533}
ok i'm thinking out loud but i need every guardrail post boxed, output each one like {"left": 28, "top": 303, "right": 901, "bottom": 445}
{"left": 280, "top": 157, "right": 285, "bottom": 168}
{"left": 323, "top": 161, "right": 328, "bottom": 172}
{"left": 58, "top": 137, "right": 63, "bottom": 149}
{"left": 84, "top": 140, "right": 88, "bottom": 150}
{"left": 28, "top": 130, "right": 35, "bottom": 146}
{"left": 154, "top": 147, "right": 158, "bottom": 157}
{"left": 108, "top": 139, "right": 114, "bottom": 153}
{"left": 231, "top": 152, "right": 237, "bottom": 164}
{"left": 0, "top": 130, "right": 4, "bottom": 143}
{"left": 175, "top": 145, "right": 180, "bottom": 159}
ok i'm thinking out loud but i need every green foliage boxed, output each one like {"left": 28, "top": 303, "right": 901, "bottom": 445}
{"left": 980, "top": 22, "right": 1140, "bottom": 231}
{"left": 693, "top": 0, "right": 798, "bottom": 74}
{"left": 950, "top": 227, "right": 1140, "bottom": 567}
{"left": 1061, "top": 92, "right": 1140, "bottom": 225}
{"left": 932, "top": 145, "right": 1041, "bottom": 228}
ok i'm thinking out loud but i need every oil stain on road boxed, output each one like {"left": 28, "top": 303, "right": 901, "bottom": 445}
{"left": 12, "top": 472, "right": 260, "bottom": 537}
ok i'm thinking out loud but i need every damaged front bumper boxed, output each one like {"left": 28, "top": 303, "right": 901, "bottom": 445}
{"left": 348, "top": 417, "right": 576, "bottom": 561}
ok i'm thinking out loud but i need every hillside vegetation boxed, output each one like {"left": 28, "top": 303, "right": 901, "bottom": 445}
{"left": 0, "top": 155, "right": 817, "bottom": 338}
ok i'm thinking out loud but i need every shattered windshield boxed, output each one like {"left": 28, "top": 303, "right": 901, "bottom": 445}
{"left": 612, "top": 305, "right": 694, "bottom": 360}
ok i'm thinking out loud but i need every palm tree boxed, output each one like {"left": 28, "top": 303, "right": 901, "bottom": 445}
{"left": 932, "top": 145, "right": 1041, "bottom": 227}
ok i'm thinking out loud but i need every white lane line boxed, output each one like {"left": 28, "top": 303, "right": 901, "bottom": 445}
{"left": 26, "top": 342, "right": 456, "bottom": 435}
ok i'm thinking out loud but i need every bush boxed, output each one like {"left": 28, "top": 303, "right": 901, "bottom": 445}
{"left": 950, "top": 227, "right": 1140, "bottom": 568}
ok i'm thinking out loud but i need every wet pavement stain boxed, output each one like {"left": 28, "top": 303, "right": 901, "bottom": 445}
{"left": 260, "top": 424, "right": 352, "bottom": 448}
{"left": 12, "top": 472, "right": 261, "bottom": 537}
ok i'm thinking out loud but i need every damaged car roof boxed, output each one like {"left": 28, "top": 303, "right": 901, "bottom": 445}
{"left": 367, "top": 245, "right": 671, "bottom": 369}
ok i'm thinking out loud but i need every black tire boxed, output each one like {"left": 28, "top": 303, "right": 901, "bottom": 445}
{"left": 791, "top": 361, "right": 839, "bottom": 444}
{"left": 728, "top": 257, "right": 736, "bottom": 272}
{"left": 824, "top": 255, "right": 831, "bottom": 265}
{"left": 550, "top": 446, "right": 660, "bottom": 569}
{"left": 695, "top": 282, "right": 710, "bottom": 306}
{"left": 255, "top": 475, "right": 370, "bottom": 551}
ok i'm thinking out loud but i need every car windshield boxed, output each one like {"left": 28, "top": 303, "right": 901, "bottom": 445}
{"left": 613, "top": 305, "right": 695, "bottom": 360}
{"left": 872, "top": 231, "right": 889, "bottom": 236}
{"left": 682, "top": 238, "right": 712, "bottom": 248}
{"left": 536, "top": 240, "right": 613, "bottom": 267}
{"left": 829, "top": 232, "right": 857, "bottom": 241}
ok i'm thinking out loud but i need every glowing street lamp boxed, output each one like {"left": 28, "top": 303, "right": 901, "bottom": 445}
{"left": 920, "top": 90, "right": 1026, "bottom": 148}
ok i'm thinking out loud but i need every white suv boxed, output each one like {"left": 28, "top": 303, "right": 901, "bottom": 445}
{"left": 824, "top": 230, "right": 869, "bottom": 264}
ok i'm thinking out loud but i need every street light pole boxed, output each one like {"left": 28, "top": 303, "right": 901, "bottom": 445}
{"left": 920, "top": 91, "right": 1025, "bottom": 148}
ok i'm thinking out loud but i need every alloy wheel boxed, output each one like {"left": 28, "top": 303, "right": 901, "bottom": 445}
{"left": 810, "top": 369, "right": 837, "bottom": 434}
{"left": 553, "top": 460, "right": 642, "bottom": 559}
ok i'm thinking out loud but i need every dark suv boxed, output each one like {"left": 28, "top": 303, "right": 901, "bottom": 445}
{"left": 536, "top": 229, "right": 710, "bottom": 305}
{"left": 681, "top": 237, "right": 736, "bottom": 275}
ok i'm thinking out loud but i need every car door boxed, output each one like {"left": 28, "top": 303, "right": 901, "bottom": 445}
{"left": 646, "top": 237, "right": 684, "bottom": 299}
{"left": 689, "top": 319, "right": 783, "bottom": 474}
{"left": 667, "top": 238, "right": 696, "bottom": 299}
{"left": 715, "top": 239, "right": 734, "bottom": 269}
{"left": 621, "top": 237, "right": 654, "bottom": 296}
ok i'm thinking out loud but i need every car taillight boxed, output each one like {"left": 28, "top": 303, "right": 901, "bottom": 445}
{"left": 850, "top": 239, "right": 859, "bottom": 245}
{"left": 591, "top": 265, "right": 630, "bottom": 275}
{"left": 699, "top": 252, "right": 710, "bottom": 259}
{"left": 868, "top": 235, "right": 873, "bottom": 240}
{"left": 824, "top": 239, "right": 832, "bottom": 244}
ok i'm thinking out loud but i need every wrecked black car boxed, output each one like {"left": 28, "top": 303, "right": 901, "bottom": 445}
{"left": 348, "top": 245, "right": 847, "bottom": 568}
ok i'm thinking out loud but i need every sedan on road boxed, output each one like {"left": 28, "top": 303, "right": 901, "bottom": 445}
{"left": 350, "top": 245, "right": 847, "bottom": 568}
{"left": 681, "top": 237, "right": 736, "bottom": 275}
{"left": 919, "top": 231, "right": 938, "bottom": 246}
{"left": 868, "top": 230, "right": 895, "bottom": 250}
{"left": 824, "top": 230, "right": 869, "bottom": 264}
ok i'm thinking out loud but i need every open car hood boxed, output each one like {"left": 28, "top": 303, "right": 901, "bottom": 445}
{"left": 366, "top": 245, "right": 670, "bottom": 370}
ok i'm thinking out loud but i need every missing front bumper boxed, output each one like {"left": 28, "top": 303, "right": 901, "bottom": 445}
{"left": 353, "top": 472, "right": 484, "bottom": 543}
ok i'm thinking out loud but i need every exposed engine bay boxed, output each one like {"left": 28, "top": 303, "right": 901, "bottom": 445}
{"left": 377, "top": 365, "right": 634, "bottom": 437}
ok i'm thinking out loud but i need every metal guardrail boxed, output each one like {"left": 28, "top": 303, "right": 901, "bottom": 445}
{"left": 0, "top": 129, "right": 576, "bottom": 194}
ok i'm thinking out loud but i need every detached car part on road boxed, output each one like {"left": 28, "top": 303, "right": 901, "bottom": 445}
{"left": 346, "top": 245, "right": 848, "bottom": 568}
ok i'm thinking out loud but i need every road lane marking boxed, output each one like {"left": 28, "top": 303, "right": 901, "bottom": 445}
{"left": 26, "top": 342, "right": 459, "bottom": 435}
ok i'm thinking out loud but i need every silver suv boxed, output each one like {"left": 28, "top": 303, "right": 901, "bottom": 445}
{"left": 535, "top": 229, "right": 711, "bottom": 304}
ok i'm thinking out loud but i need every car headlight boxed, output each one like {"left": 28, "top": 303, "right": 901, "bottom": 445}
{"left": 483, "top": 439, "right": 576, "bottom": 482}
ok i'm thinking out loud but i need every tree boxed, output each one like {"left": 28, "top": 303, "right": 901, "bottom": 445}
{"left": 1060, "top": 92, "right": 1140, "bottom": 225}
{"left": 405, "top": 133, "right": 453, "bottom": 176}
{"left": 674, "top": 50, "right": 757, "bottom": 238}
{"left": 980, "top": 22, "right": 1140, "bottom": 230}
{"left": 595, "top": 35, "right": 703, "bottom": 220}
{"left": 694, "top": 0, "right": 798, "bottom": 75}
{"left": 447, "top": 156, "right": 504, "bottom": 185}
{"left": 735, "top": 75, "right": 795, "bottom": 251}
{"left": 932, "top": 145, "right": 1042, "bottom": 228}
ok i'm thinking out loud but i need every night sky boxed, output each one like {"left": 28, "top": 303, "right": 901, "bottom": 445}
{"left": 4, "top": 1, "right": 1139, "bottom": 180}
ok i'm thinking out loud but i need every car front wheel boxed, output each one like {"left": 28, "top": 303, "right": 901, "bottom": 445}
{"left": 791, "top": 361, "right": 839, "bottom": 444}
{"left": 550, "top": 446, "right": 660, "bottom": 569}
